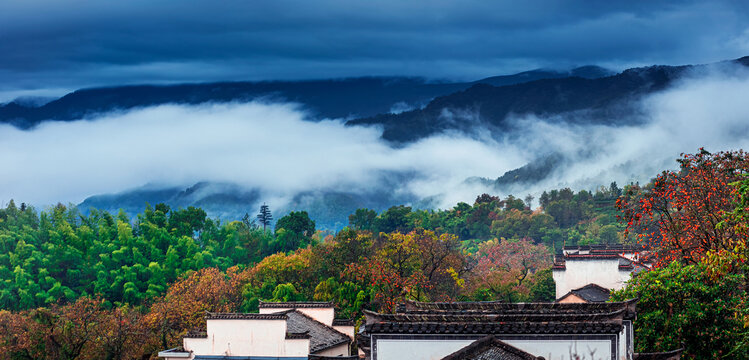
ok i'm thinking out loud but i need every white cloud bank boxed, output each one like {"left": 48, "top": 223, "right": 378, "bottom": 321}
{"left": 1, "top": 65, "right": 749, "bottom": 212}
{"left": 508, "top": 65, "right": 749, "bottom": 196}
{"left": 0, "top": 101, "right": 525, "bottom": 207}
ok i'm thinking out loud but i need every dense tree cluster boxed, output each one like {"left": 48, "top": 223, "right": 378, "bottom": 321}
{"left": 3, "top": 149, "right": 747, "bottom": 359}
{"left": 351, "top": 186, "right": 624, "bottom": 252}
{"left": 0, "top": 195, "right": 569, "bottom": 358}
{"left": 611, "top": 261, "right": 746, "bottom": 358}
{"left": 0, "top": 202, "right": 316, "bottom": 311}
{"left": 614, "top": 149, "right": 749, "bottom": 357}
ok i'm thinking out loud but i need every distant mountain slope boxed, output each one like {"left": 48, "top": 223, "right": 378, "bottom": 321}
{"left": 0, "top": 66, "right": 611, "bottom": 128}
{"left": 79, "top": 182, "right": 261, "bottom": 220}
{"left": 465, "top": 153, "right": 564, "bottom": 191}
{"left": 346, "top": 57, "right": 749, "bottom": 143}
{"left": 473, "top": 65, "right": 613, "bottom": 87}
{"left": 78, "top": 181, "right": 415, "bottom": 230}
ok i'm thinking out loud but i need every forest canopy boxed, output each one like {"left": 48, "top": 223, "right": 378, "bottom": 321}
{"left": 0, "top": 149, "right": 747, "bottom": 359}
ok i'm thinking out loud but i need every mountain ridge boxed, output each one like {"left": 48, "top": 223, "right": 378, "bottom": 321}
{"left": 0, "top": 66, "right": 612, "bottom": 128}
{"left": 345, "top": 57, "right": 749, "bottom": 143}
{"left": 345, "top": 64, "right": 704, "bottom": 143}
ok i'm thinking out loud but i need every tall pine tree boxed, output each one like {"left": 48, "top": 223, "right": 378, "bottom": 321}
{"left": 257, "top": 203, "right": 272, "bottom": 232}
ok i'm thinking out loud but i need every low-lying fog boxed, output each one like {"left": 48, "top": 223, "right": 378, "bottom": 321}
{"left": 2, "top": 65, "right": 749, "bottom": 216}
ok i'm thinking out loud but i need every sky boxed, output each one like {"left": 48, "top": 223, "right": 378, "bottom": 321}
{"left": 1, "top": 0, "right": 749, "bottom": 99}
{"left": 2, "top": 1, "right": 749, "bottom": 217}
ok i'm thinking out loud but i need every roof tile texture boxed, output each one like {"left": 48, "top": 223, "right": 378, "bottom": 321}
{"left": 286, "top": 310, "right": 350, "bottom": 353}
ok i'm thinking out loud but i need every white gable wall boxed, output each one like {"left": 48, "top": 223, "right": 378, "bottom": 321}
{"left": 333, "top": 325, "right": 356, "bottom": 339}
{"left": 374, "top": 337, "right": 616, "bottom": 360}
{"left": 508, "top": 339, "right": 612, "bottom": 360}
{"left": 375, "top": 339, "right": 472, "bottom": 360}
{"left": 553, "top": 259, "right": 632, "bottom": 298}
{"left": 183, "top": 319, "right": 309, "bottom": 358}
{"left": 313, "top": 343, "right": 350, "bottom": 357}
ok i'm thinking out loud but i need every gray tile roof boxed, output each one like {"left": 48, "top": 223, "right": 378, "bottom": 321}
{"left": 441, "top": 336, "right": 543, "bottom": 360}
{"left": 204, "top": 312, "right": 287, "bottom": 320}
{"left": 362, "top": 300, "right": 638, "bottom": 338}
{"left": 558, "top": 283, "right": 611, "bottom": 303}
{"left": 563, "top": 244, "right": 640, "bottom": 251}
{"left": 285, "top": 310, "right": 351, "bottom": 354}
{"left": 365, "top": 320, "right": 623, "bottom": 335}
{"left": 332, "top": 319, "right": 354, "bottom": 326}
{"left": 402, "top": 299, "right": 637, "bottom": 319}
{"left": 553, "top": 247, "right": 654, "bottom": 272}
{"left": 285, "top": 331, "right": 310, "bottom": 339}
{"left": 365, "top": 309, "right": 626, "bottom": 323}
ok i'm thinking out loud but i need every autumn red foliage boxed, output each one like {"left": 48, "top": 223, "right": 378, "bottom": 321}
{"left": 0, "top": 297, "right": 147, "bottom": 360}
{"left": 617, "top": 149, "right": 749, "bottom": 265}
{"left": 142, "top": 267, "right": 244, "bottom": 353}
{"left": 345, "top": 229, "right": 465, "bottom": 312}
{"left": 468, "top": 237, "right": 551, "bottom": 301}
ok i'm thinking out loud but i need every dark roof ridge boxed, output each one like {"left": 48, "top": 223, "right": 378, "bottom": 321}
{"left": 332, "top": 319, "right": 354, "bottom": 326}
{"left": 440, "top": 335, "right": 542, "bottom": 360}
{"left": 259, "top": 301, "right": 334, "bottom": 308}
{"left": 563, "top": 244, "right": 644, "bottom": 251}
{"left": 403, "top": 299, "right": 637, "bottom": 309}
{"left": 365, "top": 308, "right": 627, "bottom": 323}
{"left": 398, "top": 299, "right": 638, "bottom": 320}
{"left": 285, "top": 331, "right": 311, "bottom": 339}
{"left": 406, "top": 299, "right": 564, "bottom": 306}
{"left": 573, "top": 283, "right": 610, "bottom": 292}
{"left": 564, "top": 254, "right": 622, "bottom": 259}
{"left": 405, "top": 299, "right": 504, "bottom": 305}
{"left": 204, "top": 312, "right": 287, "bottom": 320}
{"left": 365, "top": 320, "right": 624, "bottom": 335}
{"left": 376, "top": 320, "right": 624, "bottom": 326}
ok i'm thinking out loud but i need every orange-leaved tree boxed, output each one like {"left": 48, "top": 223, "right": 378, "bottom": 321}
{"left": 617, "top": 149, "right": 749, "bottom": 265}
{"left": 345, "top": 229, "right": 465, "bottom": 313}
{"left": 0, "top": 297, "right": 145, "bottom": 360}
{"left": 142, "top": 267, "right": 243, "bottom": 354}
{"left": 466, "top": 237, "right": 551, "bottom": 302}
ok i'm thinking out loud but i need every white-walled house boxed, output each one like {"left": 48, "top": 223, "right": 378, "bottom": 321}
{"left": 552, "top": 245, "right": 651, "bottom": 300}
{"left": 359, "top": 300, "right": 682, "bottom": 360}
{"left": 159, "top": 301, "right": 355, "bottom": 360}
{"left": 360, "top": 300, "right": 639, "bottom": 360}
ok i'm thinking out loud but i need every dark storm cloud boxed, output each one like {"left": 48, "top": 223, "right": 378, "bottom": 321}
{"left": 1, "top": 0, "right": 748, "bottom": 96}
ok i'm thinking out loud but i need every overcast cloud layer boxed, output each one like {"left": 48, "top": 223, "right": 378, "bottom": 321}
{"left": 1, "top": 0, "right": 749, "bottom": 99}
{"left": 1, "top": 67, "right": 749, "bottom": 212}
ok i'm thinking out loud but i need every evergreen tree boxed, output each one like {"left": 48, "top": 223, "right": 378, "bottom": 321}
{"left": 256, "top": 203, "right": 272, "bottom": 232}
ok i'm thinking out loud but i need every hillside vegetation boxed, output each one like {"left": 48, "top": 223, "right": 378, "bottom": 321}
{"left": 0, "top": 182, "right": 625, "bottom": 312}
{"left": 0, "top": 149, "right": 747, "bottom": 358}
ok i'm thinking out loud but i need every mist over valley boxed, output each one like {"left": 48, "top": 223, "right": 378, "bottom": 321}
{"left": 2, "top": 58, "right": 749, "bottom": 228}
